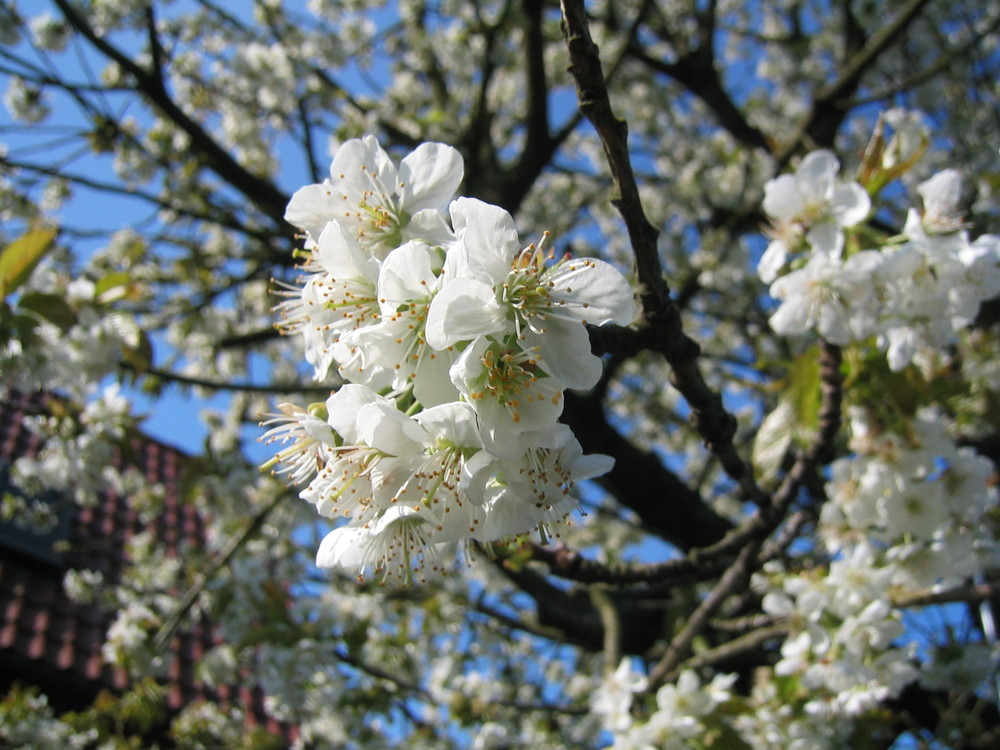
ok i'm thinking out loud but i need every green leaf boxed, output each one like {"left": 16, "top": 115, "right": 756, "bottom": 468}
{"left": 751, "top": 399, "right": 795, "bottom": 480}
{"left": 95, "top": 270, "right": 137, "bottom": 304}
{"left": 120, "top": 328, "right": 153, "bottom": 375}
{"left": 16, "top": 291, "right": 78, "bottom": 331}
{"left": 785, "top": 345, "right": 822, "bottom": 430}
{"left": 752, "top": 346, "right": 822, "bottom": 479}
{"left": 0, "top": 227, "right": 57, "bottom": 299}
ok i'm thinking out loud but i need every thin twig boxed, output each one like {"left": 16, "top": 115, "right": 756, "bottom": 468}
{"left": 152, "top": 490, "right": 285, "bottom": 652}
{"left": 119, "top": 361, "right": 333, "bottom": 396}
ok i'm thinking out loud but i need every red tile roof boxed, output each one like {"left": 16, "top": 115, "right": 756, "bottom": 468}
{"left": 0, "top": 388, "right": 293, "bottom": 738}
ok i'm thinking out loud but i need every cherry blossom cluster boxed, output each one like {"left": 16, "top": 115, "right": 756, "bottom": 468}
{"left": 820, "top": 408, "right": 998, "bottom": 583}
{"left": 744, "top": 409, "right": 999, "bottom": 736}
{"left": 591, "top": 660, "right": 735, "bottom": 750}
{"left": 760, "top": 150, "right": 1000, "bottom": 370}
{"left": 589, "top": 406, "right": 999, "bottom": 748}
{"left": 262, "top": 136, "right": 634, "bottom": 583}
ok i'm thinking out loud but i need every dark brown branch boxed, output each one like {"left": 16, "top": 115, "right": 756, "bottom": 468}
{"left": 144, "top": 5, "right": 166, "bottom": 88}
{"left": 529, "top": 542, "right": 731, "bottom": 586}
{"left": 458, "top": 2, "right": 509, "bottom": 207}
{"left": 562, "top": 390, "right": 734, "bottom": 549}
{"left": 560, "top": 0, "right": 666, "bottom": 311}
{"left": 658, "top": 621, "right": 789, "bottom": 684}
{"left": 845, "top": 10, "right": 1000, "bottom": 108}
{"left": 893, "top": 579, "right": 1000, "bottom": 610}
{"left": 647, "top": 533, "right": 762, "bottom": 687}
{"left": 493, "top": 561, "right": 678, "bottom": 655}
{"left": 560, "top": 0, "right": 765, "bottom": 506}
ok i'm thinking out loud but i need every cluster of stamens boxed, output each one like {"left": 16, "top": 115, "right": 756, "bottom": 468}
{"left": 500, "top": 233, "right": 595, "bottom": 335}
{"left": 338, "top": 163, "right": 405, "bottom": 252}
{"left": 471, "top": 341, "right": 557, "bottom": 424}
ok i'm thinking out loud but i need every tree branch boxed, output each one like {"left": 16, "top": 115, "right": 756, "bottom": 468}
{"left": 53, "top": 0, "right": 292, "bottom": 231}
{"left": 560, "top": 0, "right": 766, "bottom": 507}
{"left": 777, "top": 0, "right": 935, "bottom": 161}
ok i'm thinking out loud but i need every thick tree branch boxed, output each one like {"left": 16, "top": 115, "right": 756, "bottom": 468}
{"left": 562, "top": 390, "right": 733, "bottom": 549}
{"left": 489, "top": 555, "right": 675, "bottom": 655}
{"left": 529, "top": 541, "right": 731, "bottom": 586}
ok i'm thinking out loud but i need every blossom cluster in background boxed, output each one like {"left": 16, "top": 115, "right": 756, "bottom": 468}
{"left": 760, "top": 146, "right": 1000, "bottom": 370}
{"left": 262, "top": 136, "right": 634, "bottom": 583}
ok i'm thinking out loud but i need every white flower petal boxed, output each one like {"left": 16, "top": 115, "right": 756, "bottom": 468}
{"left": 357, "top": 400, "right": 427, "bottom": 455}
{"left": 414, "top": 401, "right": 482, "bottom": 449}
{"left": 796, "top": 150, "right": 839, "bottom": 204}
{"left": 525, "top": 321, "right": 602, "bottom": 391}
{"left": 549, "top": 258, "right": 635, "bottom": 325}
{"left": 569, "top": 452, "right": 614, "bottom": 481}
{"left": 918, "top": 170, "right": 962, "bottom": 220}
{"left": 325, "top": 384, "right": 384, "bottom": 442}
{"left": 768, "top": 296, "right": 811, "bottom": 337}
{"left": 330, "top": 135, "right": 397, "bottom": 190}
{"left": 285, "top": 182, "right": 338, "bottom": 240}
{"left": 316, "top": 524, "right": 369, "bottom": 569}
{"left": 805, "top": 221, "right": 844, "bottom": 258}
{"left": 450, "top": 197, "right": 520, "bottom": 283}
{"left": 377, "top": 240, "right": 438, "bottom": 306}
{"left": 757, "top": 240, "right": 790, "bottom": 284}
{"left": 398, "top": 142, "right": 464, "bottom": 213}
{"left": 831, "top": 182, "right": 871, "bottom": 227}
{"left": 762, "top": 174, "right": 805, "bottom": 222}
{"left": 404, "top": 208, "right": 455, "bottom": 247}
{"left": 316, "top": 220, "right": 379, "bottom": 278}
{"left": 425, "top": 277, "right": 507, "bottom": 349}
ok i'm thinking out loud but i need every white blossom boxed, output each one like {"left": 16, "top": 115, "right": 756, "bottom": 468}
{"left": 758, "top": 149, "right": 870, "bottom": 283}
{"left": 426, "top": 197, "right": 635, "bottom": 390}
{"left": 285, "top": 136, "right": 463, "bottom": 257}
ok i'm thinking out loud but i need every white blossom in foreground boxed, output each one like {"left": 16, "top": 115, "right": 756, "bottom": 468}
{"left": 273, "top": 220, "right": 381, "bottom": 381}
{"left": 265, "top": 136, "right": 630, "bottom": 583}
{"left": 285, "top": 135, "right": 463, "bottom": 257}
{"left": 427, "top": 197, "right": 635, "bottom": 390}
{"left": 767, "top": 250, "right": 881, "bottom": 345}
{"left": 341, "top": 239, "right": 457, "bottom": 406}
